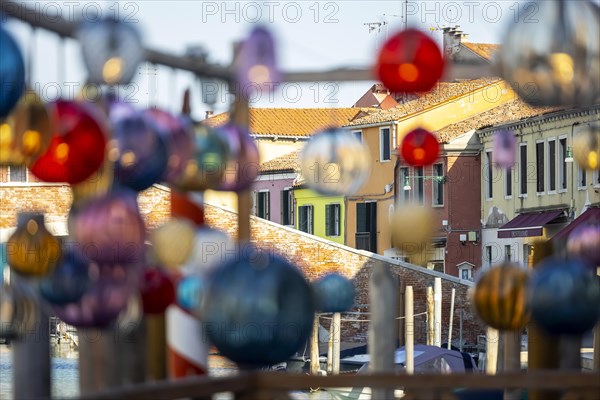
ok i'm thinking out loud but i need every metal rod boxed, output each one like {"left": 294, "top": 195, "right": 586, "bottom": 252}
{"left": 447, "top": 288, "right": 455, "bottom": 350}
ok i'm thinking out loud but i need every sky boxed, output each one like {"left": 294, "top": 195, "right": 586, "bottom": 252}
{"left": 4, "top": 0, "right": 594, "bottom": 120}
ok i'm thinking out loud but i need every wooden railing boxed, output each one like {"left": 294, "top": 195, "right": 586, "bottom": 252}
{"left": 81, "top": 371, "right": 600, "bottom": 400}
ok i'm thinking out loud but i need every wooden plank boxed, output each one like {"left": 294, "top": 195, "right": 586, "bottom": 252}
{"left": 332, "top": 312, "right": 341, "bottom": 374}
{"left": 327, "top": 318, "right": 334, "bottom": 374}
{"left": 486, "top": 327, "right": 499, "bottom": 375}
{"left": 397, "top": 284, "right": 405, "bottom": 348}
{"left": 447, "top": 288, "right": 455, "bottom": 350}
{"left": 594, "top": 321, "right": 600, "bottom": 371}
{"left": 368, "top": 260, "right": 397, "bottom": 400}
{"left": 433, "top": 278, "right": 442, "bottom": 348}
{"left": 310, "top": 316, "right": 320, "bottom": 375}
{"left": 427, "top": 286, "right": 434, "bottom": 346}
{"left": 405, "top": 286, "right": 414, "bottom": 374}
{"left": 503, "top": 331, "right": 521, "bottom": 400}
{"left": 146, "top": 315, "right": 167, "bottom": 380}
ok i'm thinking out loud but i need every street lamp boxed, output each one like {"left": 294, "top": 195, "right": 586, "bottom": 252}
{"left": 402, "top": 175, "right": 446, "bottom": 191}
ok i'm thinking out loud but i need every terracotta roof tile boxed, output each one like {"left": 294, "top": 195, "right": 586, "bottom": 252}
{"left": 435, "top": 99, "right": 558, "bottom": 143}
{"left": 259, "top": 150, "right": 301, "bottom": 173}
{"left": 462, "top": 42, "right": 500, "bottom": 60}
{"left": 345, "top": 78, "right": 501, "bottom": 126}
{"left": 203, "top": 108, "right": 365, "bottom": 137}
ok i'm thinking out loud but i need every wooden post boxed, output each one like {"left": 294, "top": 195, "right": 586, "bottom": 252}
{"left": 78, "top": 328, "right": 114, "bottom": 394}
{"left": 594, "top": 321, "right": 600, "bottom": 371}
{"left": 434, "top": 278, "right": 442, "bottom": 348}
{"left": 503, "top": 330, "right": 521, "bottom": 400}
{"left": 332, "top": 312, "right": 341, "bottom": 374}
{"left": 114, "top": 316, "right": 147, "bottom": 386}
{"left": 459, "top": 309, "right": 463, "bottom": 352}
{"left": 146, "top": 315, "right": 167, "bottom": 380}
{"left": 485, "top": 327, "right": 499, "bottom": 375}
{"left": 560, "top": 335, "right": 582, "bottom": 370}
{"left": 368, "top": 261, "right": 396, "bottom": 400}
{"left": 405, "top": 286, "right": 414, "bottom": 374}
{"left": 397, "top": 284, "right": 405, "bottom": 348}
{"left": 12, "top": 286, "right": 50, "bottom": 399}
{"left": 447, "top": 288, "right": 455, "bottom": 350}
{"left": 426, "top": 286, "right": 434, "bottom": 346}
{"left": 310, "top": 315, "right": 320, "bottom": 375}
{"left": 327, "top": 318, "right": 334, "bottom": 374}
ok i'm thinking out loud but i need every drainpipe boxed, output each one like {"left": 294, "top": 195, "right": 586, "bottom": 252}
{"left": 570, "top": 122, "right": 580, "bottom": 220}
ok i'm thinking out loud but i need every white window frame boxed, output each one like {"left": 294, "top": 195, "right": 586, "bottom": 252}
{"left": 519, "top": 143, "right": 528, "bottom": 198}
{"left": 535, "top": 139, "right": 545, "bottom": 196}
{"left": 399, "top": 167, "right": 410, "bottom": 204}
{"left": 7, "top": 165, "right": 28, "bottom": 182}
{"left": 256, "top": 190, "right": 270, "bottom": 220}
{"left": 379, "top": 127, "right": 391, "bottom": 162}
{"left": 352, "top": 130, "right": 362, "bottom": 143}
{"left": 432, "top": 163, "right": 444, "bottom": 207}
{"left": 281, "top": 187, "right": 293, "bottom": 226}
{"left": 414, "top": 166, "right": 424, "bottom": 205}
{"left": 459, "top": 266, "right": 473, "bottom": 281}
{"left": 577, "top": 165, "right": 587, "bottom": 191}
{"left": 594, "top": 169, "right": 600, "bottom": 188}
{"left": 298, "top": 204, "right": 314, "bottom": 234}
{"left": 558, "top": 135, "right": 568, "bottom": 193}
{"left": 325, "top": 203, "right": 341, "bottom": 237}
{"left": 485, "top": 150, "right": 493, "bottom": 200}
{"left": 505, "top": 244, "right": 512, "bottom": 262}
{"left": 547, "top": 137, "right": 557, "bottom": 194}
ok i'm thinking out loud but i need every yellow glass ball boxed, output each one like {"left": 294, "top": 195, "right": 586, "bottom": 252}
{"left": 573, "top": 126, "right": 600, "bottom": 170}
{"left": 150, "top": 218, "right": 196, "bottom": 268}
{"left": 0, "top": 90, "right": 52, "bottom": 166}
{"left": 390, "top": 204, "right": 435, "bottom": 263}
{"left": 6, "top": 213, "right": 61, "bottom": 277}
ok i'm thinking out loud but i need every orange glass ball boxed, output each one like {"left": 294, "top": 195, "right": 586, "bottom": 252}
{"left": 6, "top": 212, "right": 61, "bottom": 277}
{"left": 472, "top": 263, "right": 530, "bottom": 331}
{"left": 376, "top": 29, "right": 445, "bottom": 93}
{"left": 0, "top": 90, "right": 52, "bottom": 166}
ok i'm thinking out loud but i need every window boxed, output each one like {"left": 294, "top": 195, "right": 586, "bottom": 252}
{"left": 486, "top": 245, "right": 493, "bottom": 267}
{"left": 399, "top": 167, "right": 409, "bottom": 203}
{"left": 281, "top": 189, "right": 293, "bottom": 226}
{"left": 427, "top": 261, "right": 444, "bottom": 273}
{"left": 415, "top": 166, "right": 424, "bottom": 204}
{"left": 505, "top": 245, "right": 512, "bottom": 262}
{"left": 558, "top": 138, "right": 567, "bottom": 190}
{"left": 523, "top": 244, "right": 531, "bottom": 267}
{"left": 325, "top": 203, "right": 341, "bottom": 236}
{"left": 380, "top": 128, "right": 391, "bottom": 161}
{"left": 548, "top": 139, "right": 556, "bottom": 192}
{"left": 8, "top": 165, "right": 27, "bottom": 182}
{"left": 536, "top": 141, "right": 545, "bottom": 193}
{"left": 256, "top": 191, "right": 270, "bottom": 220}
{"left": 505, "top": 167, "right": 513, "bottom": 197}
{"left": 519, "top": 144, "right": 528, "bottom": 196}
{"left": 594, "top": 169, "right": 600, "bottom": 187}
{"left": 486, "top": 151, "right": 493, "bottom": 199}
{"left": 353, "top": 130, "right": 362, "bottom": 142}
{"left": 461, "top": 269, "right": 470, "bottom": 280}
{"left": 578, "top": 166, "right": 587, "bottom": 189}
{"left": 433, "top": 163, "right": 444, "bottom": 206}
{"left": 298, "top": 205, "right": 314, "bottom": 234}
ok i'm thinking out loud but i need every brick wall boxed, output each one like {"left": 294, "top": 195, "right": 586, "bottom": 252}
{"left": 204, "top": 202, "right": 484, "bottom": 345}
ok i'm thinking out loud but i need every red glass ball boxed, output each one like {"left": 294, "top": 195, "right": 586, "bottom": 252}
{"left": 376, "top": 29, "right": 445, "bottom": 93}
{"left": 140, "top": 268, "right": 175, "bottom": 314}
{"left": 30, "top": 101, "right": 107, "bottom": 184}
{"left": 400, "top": 128, "right": 440, "bottom": 166}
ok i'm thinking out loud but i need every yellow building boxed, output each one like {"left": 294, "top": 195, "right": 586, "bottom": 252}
{"left": 478, "top": 104, "right": 600, "bottom": 269}
{"left": 293, "top": 183, "right": 345, "bottom": 245}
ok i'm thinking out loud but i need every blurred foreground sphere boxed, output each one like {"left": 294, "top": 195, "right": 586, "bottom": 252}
{"left": 572, "top": 125, "right": 599, "bottom": 170}
{"left": 217, "top": 124, "right": 260, "bottom": 192}
{"left": 0, "top": 90, "right": 52, "bottom": 166}
{"left": 7, "top": 213, "right": 61, "bottom": 278}
{"left": 0, "top": 25, "right": 25, "bottom": 118}
{"left": 313, "top": 273, "right": 355, "bottom": 313}
{"left": 176, "top": 275, "right": 205, "bottom": 312}
{"left": 0, "top": 281, "right": 38, "bottom": 339}
{"left": 203, "top": 243, "right": 315, "bottom": 366}
{"left": 567, "top": 223, "right": 600, "bottom": 269}
{"left": 472, "top": 263, "right": 530, "bottom": 330}
{"left": 78, "top": 18, "right": 143, "bottom": 85}
{"left": 499, "top": 0, "right": 600, "bottom": 106}
{"left": 174, "top": 125, "right": 230, "bottom": 191}
{"left": 39, "top": 244, "right": 90, "bottom": 305}
{"left": 391, "top": 205, "right": 435, "bottom": 262}
{"left": 375, "top": 29, "right": 445, "bottom": 93}
{"left": 30, "top": 101, "right": 107, "bottom": 184}
{"left": 399, "top": 128, "right": 440, "bottom": 167}
{"left": 529, "top": 258, "right": 600, "bottom": 335}
{"left": 140, "top": 267, "right": 175, "bottom": 314}
{"left": 68, "top": 189, "right": 146, "bottom": 265}
{"left": 492, "top": 130, "right": 517, "bottom": 169}
{"left": 151, "top": 218, "right": 196, "bottom": 268}
{"left": 300, "top": 128, "right": 371, "bottom": 196}
{"left": 181, "top": 226, "right": 234, "bottom": 275}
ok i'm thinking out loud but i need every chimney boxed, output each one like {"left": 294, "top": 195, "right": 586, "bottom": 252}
{"left": 205, "top": 111, "right": 214, "bottom": 119}
{"left": 442, "top": 25, "right": 463, "bottom": 59}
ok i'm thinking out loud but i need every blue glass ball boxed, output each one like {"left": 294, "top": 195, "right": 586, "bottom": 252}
{"left": 203, "top": 244, "right": 315, "bottom": 366}
{"left": 314, "top": 273, "right": 356, "bottom": 312}
{"left": 176, "top": 275, "right": 205, "bottom": 312}
{"left": 110, "top": 111, "right": 169, "bottom": 191}
{"left": 530, "top": 258, "right": 600, "bottom": 335}
{"left": 39, "top": 244, "right": 91, "bottom": 305}
{"left": 0, "top": 26, "right": 25, "bottom": 118}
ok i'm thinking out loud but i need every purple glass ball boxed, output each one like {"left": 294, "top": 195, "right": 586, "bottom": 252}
{"left": 313, "top": 273, "right": 356, "bottom": 313}
{"left": 203, "top": 243, "right": 314, "bottom": 366}
{"left": 39, "top": 244, "right": 91, "bottom": 306}
{"left": 68, "top": 189, "right": 146, "bottom": 265}
{"left": 217, "top": 124, "right": 259, "bottom": 192}
{"left": 52, "top": 262, "right": 140, "bottom": 328}
{"left": 567, "top": 223, "right": 600, "bottom": 268}
{"left": 529, "top": 258, "right": 600, "bottom": 335}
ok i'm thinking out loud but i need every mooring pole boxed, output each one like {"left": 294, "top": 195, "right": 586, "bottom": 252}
{"left": 447, "top": 288, "right": 455, "bottom": 350}
{"left": 332, "top": 312, "right": 341, "bottom": 374}
{"left": 433, "top": 277, "right": 442, "bottom": 348}
{"left": 405, "top": 285, "right": 414, "bottom": 374}
{"left": 310, "top": 316, "right": 320, "bottom": 375}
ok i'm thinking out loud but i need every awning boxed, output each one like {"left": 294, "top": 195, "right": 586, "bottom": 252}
{"left": 497, "top": 210, "right": 564, "bottom": 239}
{"left": 551, "top": 207, "right": 600, "bottom": 241}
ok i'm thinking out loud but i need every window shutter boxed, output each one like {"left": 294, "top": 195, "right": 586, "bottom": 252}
{"left": 325, "top": 205, "right": 332, "bottom": 236}
{"left": 334, "top": 205, "right": 340, "bottom": 236}
{"left": 266, "top": 192, "right": 270, "bottom": 220}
